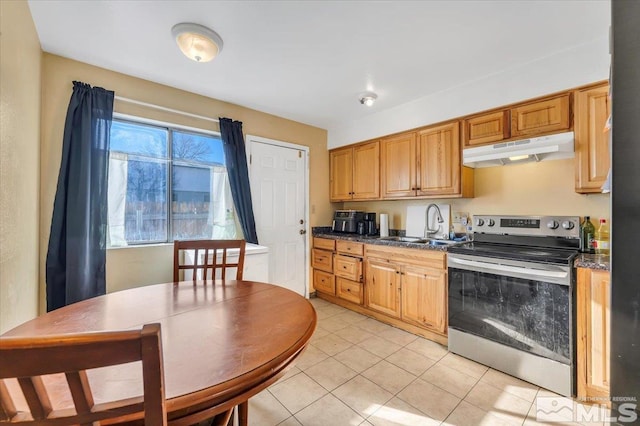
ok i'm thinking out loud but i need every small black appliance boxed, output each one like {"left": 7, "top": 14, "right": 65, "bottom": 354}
{"left": 364, "top": 212, "right": 377, "bottom": 235}
{"left": 332, "top": 210, "right": 365, "bottom": 233}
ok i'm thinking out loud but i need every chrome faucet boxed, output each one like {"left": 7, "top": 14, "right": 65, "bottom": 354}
{"left": 424, "top": 204, "right": 444, "bottom": 238}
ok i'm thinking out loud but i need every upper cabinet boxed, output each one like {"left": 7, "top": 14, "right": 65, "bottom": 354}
{"left": 463, "top": 94, "right": 571, "bottom": 147}
{"left": 329, "top": 147, "right": 353, "bottom": 201}
{"left": 418, "top": 122, "right": 467, "bottom": 197}
{"left": 510, "top": 94, "right": 571, "bottom": 137}
{"left": 330, "top": 141, "right": 380, "bottom": 202}
{"left": 575, "top": 83, "right": 611, "bottom": 193}
{"left": 380, "top": 132, "right": 417, "bottom": 198}
{"left": 463, "top": 110, "right": 510, "bottom": 146}
{"left": 380, "top": 122, "right": 473, "bottom": 199}
{"left": 332, "top": 81, "right": 607, "bottom": 200}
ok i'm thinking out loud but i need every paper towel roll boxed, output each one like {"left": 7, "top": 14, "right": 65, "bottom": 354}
{"left": 379, "top": 214, "right": 389, "bottom": 237}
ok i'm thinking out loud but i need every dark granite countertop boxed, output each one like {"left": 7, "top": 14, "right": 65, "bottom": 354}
{"left": 314, "top": 227, "right": 612, "bottom": 266}
{"left": 312, "top": 227, "right": 454, "bottom": 252}
{"left": 574, "top": 253, "right": 610, "bottom": 271}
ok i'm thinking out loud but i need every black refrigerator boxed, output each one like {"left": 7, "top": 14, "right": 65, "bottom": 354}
{"left": 611, "top": 0, "right": 640, "bottom": 422}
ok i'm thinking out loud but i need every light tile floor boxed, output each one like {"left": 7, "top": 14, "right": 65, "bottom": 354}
{"left": 247, "top": 298, "right": 610, "bottom": 426}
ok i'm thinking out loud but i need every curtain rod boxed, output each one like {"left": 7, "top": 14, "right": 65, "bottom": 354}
{"left": 114, "top": 96, "right": 220, "bottom": 123}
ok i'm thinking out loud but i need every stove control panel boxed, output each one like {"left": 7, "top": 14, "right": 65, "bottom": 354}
{"left": 472, "top": 215, "right": 580, "bottom": 238}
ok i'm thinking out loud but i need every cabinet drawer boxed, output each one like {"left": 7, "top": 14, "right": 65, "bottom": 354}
{"left": 334, "top": 254, "right": 363, "bottom": 282}
{"left": 336, "top": 277, "right": 363, "bottom": 304}
{"left": 313, "top": 237, "right": 336, "bottom": 251}
{"left": 336, "top": 240, "right": 364, "bottom": 256}
{"left": 312, "top": 249, "right": 333, "bottom": 273}
{"left": 365, "top": 244, "right": 446, "bottom": 269}
{"left": 313, "top": 270, "right": 335, "bottom": 295}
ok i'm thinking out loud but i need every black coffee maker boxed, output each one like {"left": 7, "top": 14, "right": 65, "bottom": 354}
{"left": 364, "top": 212, "right": 377, "bottom": 235}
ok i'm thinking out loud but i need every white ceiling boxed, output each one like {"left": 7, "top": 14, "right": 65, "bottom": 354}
{"left": 28, "top": 1, "right": 610, "bottom": 131}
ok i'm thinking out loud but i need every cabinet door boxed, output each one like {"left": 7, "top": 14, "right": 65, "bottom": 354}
{"left": 463, "top": 110, "right": 510, "bottom": 146}
{"left": 353, "top": 141, "right": 380, "bottom": 200}
{"left": 510, "top": 94, "right": 571, "bottom": 137}
{"left": 577, "top": 268, "right": 610, "bottom": 401}
{"left": 365, "top": 259, "right": 401, "bottom": 318}
{"left": 380, "top": 132, "right": 417, "bottom": 199}
{"left": 330, "top": 147, "right": 353, "bottom": 201}
{"left": 575, "top": 84, "right": 610, "bottom": 193}
{"left": 401, "top": 265, "right": 447, "bottom": 333}
{"left": 417, "top": 122, "right": 461, "bottom": 196}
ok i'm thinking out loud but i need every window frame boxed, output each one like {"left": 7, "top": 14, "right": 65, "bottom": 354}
{"left": 109, "top": 113, "right": 232, "bottom": 247}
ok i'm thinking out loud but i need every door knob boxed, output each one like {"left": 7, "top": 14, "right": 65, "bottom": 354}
{"left": 299, "top": 229, "right": 306, "bottom": 235}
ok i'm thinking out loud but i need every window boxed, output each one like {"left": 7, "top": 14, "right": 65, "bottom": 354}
{"left": 107, "top": 118, "right": 237, "bottom": 247}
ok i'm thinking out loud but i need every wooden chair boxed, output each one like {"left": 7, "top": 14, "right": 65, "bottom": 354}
{"left": 173, "top": 240, "right": 247, "bottom": 283}
{"left": 0, "top": 323, "right": 166, "bottom": 425}
{"left": 173, "top": 240, "right": 249, "bottom": 425}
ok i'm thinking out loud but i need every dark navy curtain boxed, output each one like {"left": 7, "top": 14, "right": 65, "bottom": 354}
{"left": 46, "top": 81, "right": 114, "bottom": 311}
{"left": 219, "top": 118, "right": 259, "bottom": 244}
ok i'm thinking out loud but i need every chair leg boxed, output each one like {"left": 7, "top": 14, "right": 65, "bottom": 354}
{"left": 238, "top": 401, "right": 248, "bottom": 426}
{"left": 209, "top": 409, "right": 233, "bottom": 426}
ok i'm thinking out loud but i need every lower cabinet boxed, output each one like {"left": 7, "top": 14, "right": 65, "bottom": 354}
{"left": 312, "top": 238, "right": 364, "bottom": 303}
{"left": 577, "top": 267, "right": 611, "bottom": 404}
{"left": 364, "top": 245, "right": 447, "bottom": 336}
{"left": 401, "top": 265, "right": 447, "bottom": 334}
{"left": 313, "top": 238, "right": 448, "bottom": 344}
{"left": 365, "top": 258, "right": 401, "bottom": 318}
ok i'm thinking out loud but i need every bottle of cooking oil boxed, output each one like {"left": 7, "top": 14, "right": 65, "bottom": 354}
{"left": 580, "top": 216, "right": 595, "bottom": 253}
{"left": 594, "top": 218, "right": 610, "bottom": 255}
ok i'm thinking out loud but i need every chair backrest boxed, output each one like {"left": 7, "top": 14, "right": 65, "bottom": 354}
{"left": 173, "top": 239, "right": 247, "bottom": 282}
{"left": 0, "top": 323, "right": 166, "bottom": 425}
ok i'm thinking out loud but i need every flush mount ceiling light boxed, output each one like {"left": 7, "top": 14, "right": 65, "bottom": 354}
{"left": 359, "top": 92, "right": 378, "bottom": 107}
{"left": 171, "top": 23, "right": 223, "bottom": 63}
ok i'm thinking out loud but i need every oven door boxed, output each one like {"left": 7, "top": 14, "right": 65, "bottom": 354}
{"left": 448, "top": 254, "right": 573, "bottom": 365}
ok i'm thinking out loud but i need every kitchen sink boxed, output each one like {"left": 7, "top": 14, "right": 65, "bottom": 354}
{"left": 378, "top": 236, "right": 466, "bottom": 247}
{"left": 425, "top": 239, "right": 461, "bottom": 247}
{"left": 378, "top": 236, "right": 427, "bottom": 243}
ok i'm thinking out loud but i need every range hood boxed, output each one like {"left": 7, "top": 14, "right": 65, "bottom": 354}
{"left": 463, "top": 131, "right": 574, "bottom": 168}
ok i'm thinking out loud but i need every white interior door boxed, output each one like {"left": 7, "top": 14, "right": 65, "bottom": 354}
{"left": 247, "top": 137, "right": 308, "bottom": 297}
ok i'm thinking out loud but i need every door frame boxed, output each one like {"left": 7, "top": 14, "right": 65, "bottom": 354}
{"left": 245, "top": 134, "right": 310, "bottom": 297}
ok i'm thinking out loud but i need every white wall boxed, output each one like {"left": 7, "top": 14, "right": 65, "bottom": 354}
{"left": 328, "top": 37, "right": 610, "bottom": 148}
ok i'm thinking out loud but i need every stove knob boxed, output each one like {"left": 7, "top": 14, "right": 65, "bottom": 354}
{"left": 562, "top": 220, "right": 575, "bottom": 230}
{"left": 475, "top": 218, "right": 484, "bottom": 227}
{"left": 547, "top": 220, "right": 559, "bottom": 229}
{"left": 487, "top": 219, "right": 495, "bottom": 227}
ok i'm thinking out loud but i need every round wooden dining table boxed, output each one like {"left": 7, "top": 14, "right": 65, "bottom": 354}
{"left": 1, "top": 280, "right": 317, "bottom": 425}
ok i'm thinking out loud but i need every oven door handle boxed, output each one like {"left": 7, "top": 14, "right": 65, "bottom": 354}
{"left": 448, "top": 257, "right": 569, "bottom": 280}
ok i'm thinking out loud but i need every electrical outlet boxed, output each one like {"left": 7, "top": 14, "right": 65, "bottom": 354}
{"left": 453, "top": 212, "right": 468, "bottom": 224}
